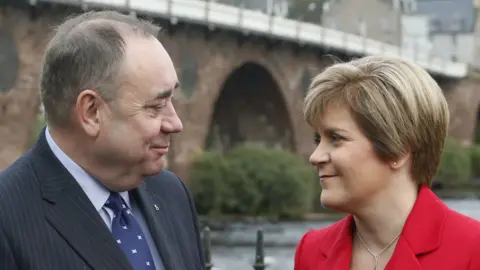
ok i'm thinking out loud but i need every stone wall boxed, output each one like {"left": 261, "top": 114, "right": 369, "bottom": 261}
{"left": 158, "top": 28, "right": 326, "bottom": 180}
{"left": 441, "top": 73, "right": 480, "bottom": 146}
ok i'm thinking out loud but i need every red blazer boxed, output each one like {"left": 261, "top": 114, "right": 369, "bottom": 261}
{"left": 294, "top": 185, "right": 480, "bottom": 270}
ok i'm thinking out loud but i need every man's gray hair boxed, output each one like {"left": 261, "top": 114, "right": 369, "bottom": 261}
{"left": 40, "top": 10, "right": 161, "bottom": 127}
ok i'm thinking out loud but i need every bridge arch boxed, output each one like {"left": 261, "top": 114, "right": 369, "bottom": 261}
{"left": 206, "top": 61, "right": 295, "bottom": 152}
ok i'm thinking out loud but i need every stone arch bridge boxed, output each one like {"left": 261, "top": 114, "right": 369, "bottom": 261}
{"left": 1, "top": 1, "right": 479, "bottom": 181}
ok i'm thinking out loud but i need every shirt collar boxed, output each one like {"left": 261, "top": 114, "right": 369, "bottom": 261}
{"left": 45, "top": 126, "right": 131, "bottom": 211}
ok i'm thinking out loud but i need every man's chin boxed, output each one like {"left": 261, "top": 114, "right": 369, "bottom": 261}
{"left": 142, "top": 158, "right": 166, "bottom": 176}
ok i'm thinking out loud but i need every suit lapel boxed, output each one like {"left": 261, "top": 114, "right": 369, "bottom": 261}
{"left": 132, "top": 184, "right": 180, "bottom": 270}
{"left": 32, "top": 130, "right": 132, "bottom": 270}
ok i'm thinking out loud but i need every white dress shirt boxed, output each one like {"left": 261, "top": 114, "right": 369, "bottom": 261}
{"left": 45, "top": 126, "right": 164, "bottom": 269}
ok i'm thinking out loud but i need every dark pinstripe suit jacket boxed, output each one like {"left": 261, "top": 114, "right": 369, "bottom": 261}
{"left": 0, "top": 130, "right": 205, "bottom": 270}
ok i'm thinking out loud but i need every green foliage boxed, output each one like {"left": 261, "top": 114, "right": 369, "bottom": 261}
{"left": 189, "top": 145, "right": 317, "bottom": 220}
{"left": 471, "top": 145, "right": 480, "bottom": 178}
{"left": 436, "top": 138, "right": 472, "bottom": 184}
{"left": 226, "top": 146, "right": 317, "bottom": 219}
{"left": 475, "top": 125, "right": 480, "bottom": 144}
{"left": 475, "top": 115, "right": 480, "bottom": 144}
{"left": 30, "top": 115, "right": 46, "bottom": 147}
{"left": 189, "top": 151, "right": 260, "bottom": 217}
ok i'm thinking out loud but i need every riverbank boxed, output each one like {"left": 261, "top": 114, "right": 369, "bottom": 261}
{"left": 199, "top": 212, "right": 344, "bottom": 233}
{"left": 432, "top": 182, "right": 480, "bottom": 199}
{"left": 199, "top": 187, "right": 480, "bottom": 230}
{"left": 199, "top": 198, "right": 480, "bottom": 250}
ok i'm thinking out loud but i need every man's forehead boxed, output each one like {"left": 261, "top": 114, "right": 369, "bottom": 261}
{"left": 118, "top": 36, "right": 178, "bottom": 100}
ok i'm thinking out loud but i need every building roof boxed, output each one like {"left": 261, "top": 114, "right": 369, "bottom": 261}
{"left": 414, "top": 0, "right": 477, "bottom": 34}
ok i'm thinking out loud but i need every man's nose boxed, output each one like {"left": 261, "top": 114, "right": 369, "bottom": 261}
{"left": 161, "top": 104, "right": 183, "bottom": 134}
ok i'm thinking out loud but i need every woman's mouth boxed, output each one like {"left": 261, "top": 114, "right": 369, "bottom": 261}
{"left": 320, "top": 174, "right": 337, "bottom": 181}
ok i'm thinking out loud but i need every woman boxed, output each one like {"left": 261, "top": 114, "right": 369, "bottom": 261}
{"left": 294, "top": 55, "right": 480, "bottom": 270}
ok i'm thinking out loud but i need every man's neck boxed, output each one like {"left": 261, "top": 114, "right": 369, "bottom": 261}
{"left": 48, "top": 126, "right": 132, "bottom": 192}
{"left": 352, "top": 180, "right": 419, "bottom": 252}
{"left": 48, "top": 125, "right": 84, "bottom": 164}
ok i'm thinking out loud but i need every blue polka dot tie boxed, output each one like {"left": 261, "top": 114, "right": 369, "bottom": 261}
{"left": 104, "top": 192, "right": 156, "bottom": 269}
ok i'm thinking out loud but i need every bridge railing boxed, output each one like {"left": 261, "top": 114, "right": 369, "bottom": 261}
{"left": 33, "top": 0, "right": 468, "bottom": 78}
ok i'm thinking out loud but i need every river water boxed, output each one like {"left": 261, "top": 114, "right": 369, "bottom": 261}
{"left": 207, "top": 198, "right": 480, "bottom": 270}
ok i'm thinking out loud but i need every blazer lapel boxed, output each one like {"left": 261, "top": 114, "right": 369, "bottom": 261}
{"left": 131, "top": 184, "right": 180, "bottom": 270}
{"left": 319, "top": 186, "right": 445, "bottom": 270}
{"left": 386, "top": 185, "right": 447, "bottom": 270}
{"left": 319, "top": 216, "right": 354, "bottom": 270}
{"left": 32, "top": 131, "right": 132, "bottom": 270}
{"left": 385, "top": 237, "right": 422, "bottom": 270}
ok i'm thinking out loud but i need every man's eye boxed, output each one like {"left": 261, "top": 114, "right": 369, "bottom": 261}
{"left": 150, "top": 103, "right": 166, "bottom": 111}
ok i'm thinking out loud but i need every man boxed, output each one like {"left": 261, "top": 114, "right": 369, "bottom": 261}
{"left": 0, "top": 10, "right": 204, "bottom": 270}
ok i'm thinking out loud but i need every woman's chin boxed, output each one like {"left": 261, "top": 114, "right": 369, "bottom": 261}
{"left": 320, "top": 191, "right": 348, "bottom": 212}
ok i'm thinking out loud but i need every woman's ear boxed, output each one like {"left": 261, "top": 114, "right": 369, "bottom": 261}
{"left": 390, "top": 153, "right": 410, "bottom": 170}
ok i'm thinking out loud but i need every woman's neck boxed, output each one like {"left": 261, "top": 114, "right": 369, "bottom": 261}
{"left": 353, "top": 180, "right": 419, "bottom": 252}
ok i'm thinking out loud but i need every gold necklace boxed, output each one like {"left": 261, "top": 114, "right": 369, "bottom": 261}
{"left": 355, "top": 230, "right": 401, "bottom": 270}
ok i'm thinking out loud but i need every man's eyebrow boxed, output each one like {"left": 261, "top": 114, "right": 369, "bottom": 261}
{"left": 149, "top": 82, "right": 180, "bottom": 101}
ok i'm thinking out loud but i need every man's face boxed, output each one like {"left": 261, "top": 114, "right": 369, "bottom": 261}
{"left": 94, "top": 35, "right": 182, "bottom": 181}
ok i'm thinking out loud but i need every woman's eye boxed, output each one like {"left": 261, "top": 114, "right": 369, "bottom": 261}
{"left": 330, "top": 134, "right": 344, "bottom": 144}
{"left": 314, "top": 133, "right": 321, "bottom": 144}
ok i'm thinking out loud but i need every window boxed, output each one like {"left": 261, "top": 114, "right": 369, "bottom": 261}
{"left": 431, "top": 19, "right": 441, "bottom": 32}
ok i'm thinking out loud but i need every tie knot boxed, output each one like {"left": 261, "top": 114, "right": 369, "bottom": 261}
{"left": 104, "top": 192, "right": 127, "bottom": 213}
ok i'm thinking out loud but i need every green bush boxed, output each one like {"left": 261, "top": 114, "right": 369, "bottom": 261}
{"left": 436, "top": 138, "right": 471, "bottom": 184}
{"left": 226, "top": 146, "right": 317, "bottom": 219}
{"left": 471, "top": 145, "right": 480, "bottom": 178}
{"left": 189, "top": 145, "right": 317, "bottom": 220}
{"left": 189, "top": 150, "right": 260, "bottom": 217}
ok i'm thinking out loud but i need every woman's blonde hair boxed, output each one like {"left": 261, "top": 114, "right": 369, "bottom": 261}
{"left": 304, "top": 55, "right": 449, "bottom": 187}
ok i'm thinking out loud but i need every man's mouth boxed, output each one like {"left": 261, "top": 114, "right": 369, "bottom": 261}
{"left": 151, "top": 146, "right": 169, "bottom": 155}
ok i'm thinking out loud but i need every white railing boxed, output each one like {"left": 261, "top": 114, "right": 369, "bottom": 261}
{"left": 36, "top": 0, "right": 468, "bottom": 78}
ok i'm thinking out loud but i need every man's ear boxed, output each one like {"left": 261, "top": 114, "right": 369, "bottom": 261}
{"left": 75, "top": 89, "right": 103, "bottom": 137}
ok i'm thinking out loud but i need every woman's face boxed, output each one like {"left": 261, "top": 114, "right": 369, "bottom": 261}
{"left": 310, "top": 104, "right": 392, "bottom": 213}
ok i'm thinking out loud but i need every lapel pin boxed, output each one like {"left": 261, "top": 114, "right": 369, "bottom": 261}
{"left": 154, "top": 204, "right": 160, "bottom": 211}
